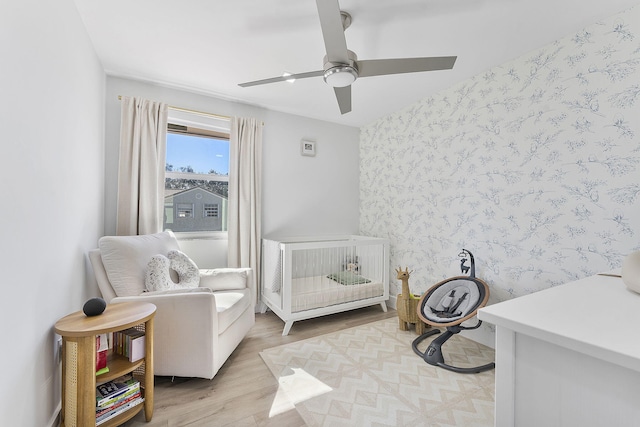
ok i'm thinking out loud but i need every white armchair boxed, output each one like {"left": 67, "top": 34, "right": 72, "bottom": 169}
{"left": 88, "top": 231, "right": 255, "bottom": 380}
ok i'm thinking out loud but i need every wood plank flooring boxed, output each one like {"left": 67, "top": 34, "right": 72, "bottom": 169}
{"left": 124, "top": 306, "right": 397, "bottom": 427}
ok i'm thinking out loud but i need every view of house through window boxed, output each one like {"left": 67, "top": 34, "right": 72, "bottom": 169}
{"left": 164, "top": 123, "right": 230, "bottom": 233}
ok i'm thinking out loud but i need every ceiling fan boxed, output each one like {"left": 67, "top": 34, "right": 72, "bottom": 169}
{"left": 238, "top": 0, "right": 457, "bottom": 115}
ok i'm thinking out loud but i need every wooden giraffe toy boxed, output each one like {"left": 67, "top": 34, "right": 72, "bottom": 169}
{"left": 396, "top": 267, "right": 427, "bottom": 334}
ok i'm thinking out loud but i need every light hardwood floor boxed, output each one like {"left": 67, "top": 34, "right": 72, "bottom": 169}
{"left": 125, "top": 306, "right": 397, "bottom": 427}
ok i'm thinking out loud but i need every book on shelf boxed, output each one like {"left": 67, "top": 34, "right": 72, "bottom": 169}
{"left": 96, "top": 397, "right": 144, "bottom": 425}
{"left": 96, "top": 374, "right": 140, "bottom": 407}
{"left": 96, "top": 333, "right": 108, "bottom": 371}
{"left": 96, "top": 384, "right": 141, "bottom": 410}
{"left": 96, "top": 391, "right": 141, "bottom": 418}
{"left": 112, "top": 328, "right": 146, "bottom": 362}
{"left": 130, "top": 333, "right": 145, "bottom": 362}
{"left": 95, "top": 366, "right": 110, "bottom": 376}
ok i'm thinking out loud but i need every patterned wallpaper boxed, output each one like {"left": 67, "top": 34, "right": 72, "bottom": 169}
{"left": 360, "top": 6, "right": 640, "bottom": 343}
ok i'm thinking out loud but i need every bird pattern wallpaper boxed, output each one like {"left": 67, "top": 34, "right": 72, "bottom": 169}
{"left": 360, "top": 5, "right": 640, "bottom": 343}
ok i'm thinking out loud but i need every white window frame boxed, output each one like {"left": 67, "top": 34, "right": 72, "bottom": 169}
{"left": 166, "top": 109, "right": 231, "bottom": 240}
{"left": 176, "top": 203, "right": 194, "bottom": 218}
{"left": 203, "top": 203, "right": 219, "bottom": 218}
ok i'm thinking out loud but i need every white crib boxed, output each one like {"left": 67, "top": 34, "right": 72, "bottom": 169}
{"left": 261, "top": 235, "right": 390, "bottom": 335}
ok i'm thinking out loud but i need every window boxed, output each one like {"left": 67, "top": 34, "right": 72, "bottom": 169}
{"left": 163, "top": 111, "right": 230, "bottom": 234}
{"left": 177, "top": 203, "right": 194, "bottom": 218}
{"left": 204, "top": 204, "right": 219, "bottom": 218}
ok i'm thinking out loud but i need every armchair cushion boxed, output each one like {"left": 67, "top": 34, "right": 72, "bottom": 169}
{"left": 99, "top": 231, "right": 180, "bottom": 297}
{"left": 215, "top": 288, "right": 252, "bottom": 334}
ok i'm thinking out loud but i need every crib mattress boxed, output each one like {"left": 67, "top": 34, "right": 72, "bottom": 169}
{"left": 290, "top": 275, "right": 384, "bottom": 312}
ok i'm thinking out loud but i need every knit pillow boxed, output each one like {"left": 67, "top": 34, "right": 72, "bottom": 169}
{"left": 167, "top": 250, "right": 200, "bottom": 288}
{"left": 144, "top": 250, "right": 200, "bottom": 292}
{"left": 145, "top": 254, "right": 173, "bottom": 292}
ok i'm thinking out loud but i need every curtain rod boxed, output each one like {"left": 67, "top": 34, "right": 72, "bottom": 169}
{"left": 117, "top": 95, "right": 231, "bottom": 121}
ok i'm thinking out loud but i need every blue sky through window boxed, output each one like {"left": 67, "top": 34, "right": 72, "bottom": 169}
{"left": 166, "top": 133, "right": 229, "bottom": 175}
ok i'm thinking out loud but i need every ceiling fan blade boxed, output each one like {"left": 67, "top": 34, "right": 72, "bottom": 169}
{"left": 357, "top": 56, "right": 457, "bottom": 78}
{"left": 238, "top": 70, "right": 324, "bottom": 87}
{"left": 334, "top": 85, "right": 351, "bottom": 114}
{"left": 316, "top": 0, "right": 349, "bottom": 64}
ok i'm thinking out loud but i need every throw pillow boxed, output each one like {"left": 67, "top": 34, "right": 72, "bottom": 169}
{"left": 145, "top": 254, "right": 174, "bottom": 292}
{"left": 144, "top": 250, "right": 200, "bottom": 292}
{"left": 327, "top": 271, "right": 371, "bottom": 286}
{"left": 167, "top": 250, "right": 200, "bottom": 288}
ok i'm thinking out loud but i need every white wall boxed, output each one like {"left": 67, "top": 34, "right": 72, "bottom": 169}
{"left": 0, "top": 1, "right": 105, "bottom": 425}
{"left": 105, "top": 77, "right": 360, "bottom": 267}
{"left": 360, "top": 6, "right": 640, "bottom": 348}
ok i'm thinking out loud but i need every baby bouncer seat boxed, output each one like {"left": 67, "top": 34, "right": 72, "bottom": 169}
{"left": 412, "top": 249, "right": 495, "bottom": 374}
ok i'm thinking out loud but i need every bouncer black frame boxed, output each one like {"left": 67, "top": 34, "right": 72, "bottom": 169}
{"left": 412, "top": 250, "right": 495, "bottom": 374}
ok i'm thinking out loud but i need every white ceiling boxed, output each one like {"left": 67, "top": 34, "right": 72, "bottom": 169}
{"left": 73, "top": 0, "right": 640, "bottom": 127}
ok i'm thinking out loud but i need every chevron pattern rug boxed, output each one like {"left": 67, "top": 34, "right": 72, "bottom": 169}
{"left": 260, "top": 318, "right": 495, "bottom": 427}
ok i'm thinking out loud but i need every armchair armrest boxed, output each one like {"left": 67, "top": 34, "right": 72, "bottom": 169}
{"left": 111, "top": 292, "right": 218, "bottom": 378}
{"left": 199, "top": 267, "right": 255, "bottom": 310}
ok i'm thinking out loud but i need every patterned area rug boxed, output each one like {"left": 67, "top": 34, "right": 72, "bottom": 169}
{"left": 259, "top": 318, "right": 495, "bottom": 427}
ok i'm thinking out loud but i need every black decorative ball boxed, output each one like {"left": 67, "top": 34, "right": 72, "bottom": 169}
{"left": 83, "top": 297, "right": 106, "bottom": 316}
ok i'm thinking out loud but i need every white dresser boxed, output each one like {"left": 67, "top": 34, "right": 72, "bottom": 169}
{"left": 478, "top": 272, "right": 640, "bottom": 427}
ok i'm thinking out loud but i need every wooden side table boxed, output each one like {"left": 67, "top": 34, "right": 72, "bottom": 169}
{"left": 55, "top": 302, "right": 156, "bottom": 427}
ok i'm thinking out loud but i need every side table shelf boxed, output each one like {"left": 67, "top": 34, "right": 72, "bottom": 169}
{"left": 55, "top": 302, "right": 156, "bottom": 427}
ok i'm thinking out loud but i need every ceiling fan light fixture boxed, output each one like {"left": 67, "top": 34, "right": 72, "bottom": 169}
{"left": 323, "top": 66, "right": 358, "bottom": 87}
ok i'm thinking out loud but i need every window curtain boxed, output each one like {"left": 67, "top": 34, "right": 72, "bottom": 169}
{"left": 116, "top": 96, "right": 169, "bottom": 236}
{"left": 228, "top": 117, "right": 263, "bottom": 304}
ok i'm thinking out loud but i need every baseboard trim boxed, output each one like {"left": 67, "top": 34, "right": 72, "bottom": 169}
{"left": 388, "top": 295, "right": 397, "bottom": 310}
{"left": 48, "top": 402, "right": 61, "bottom": 427}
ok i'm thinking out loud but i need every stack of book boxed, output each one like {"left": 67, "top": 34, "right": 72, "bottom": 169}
{"left": 95, "top": 374, "right": 144, "bottom": 425}
{"left": 112, "top": 327, "right": 146, "bottom": 363}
